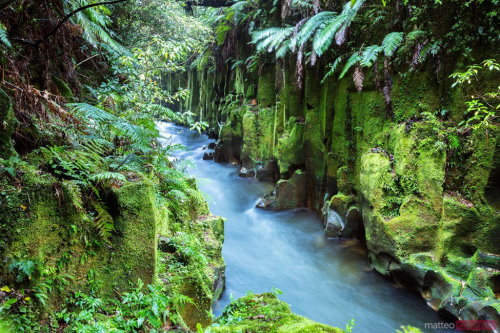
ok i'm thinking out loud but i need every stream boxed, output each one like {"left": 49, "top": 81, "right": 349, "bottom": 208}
{"left": 158, "top": 122, "right": 452, "bottom": 333}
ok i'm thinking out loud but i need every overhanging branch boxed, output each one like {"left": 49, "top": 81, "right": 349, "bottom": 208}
{"left": 185, "top": 0, "right": 235, "bottom": 8}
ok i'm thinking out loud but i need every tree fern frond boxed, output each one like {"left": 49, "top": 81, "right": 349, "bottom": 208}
{"left": 339, "top": 52, "right": 361, "bottom": 79}
{"left": 68, "top": 103, "right": 116, "bottom": 122}
{"left": 252, "top": 27, "right": 294, "bottom": 53}
{"left": 296, "top": 11, "right": 336, "bottom": 46}
{"left": 382, "top": 32, "right": 403, "bottom": 57}
{"left": 322, "top": 56, "right": 343, "bottom": 83}
{"left": 360, "top": 45, "right": 382, "bottom": 67}
{"left": 312, "top": 12, "right": 347, "bottom": 56}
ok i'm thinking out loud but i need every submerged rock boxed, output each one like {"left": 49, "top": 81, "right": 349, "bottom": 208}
{"left": 238, "top": 167, "right": 256, "bottom": 178}
{"left": 203, "top": 151, "right": 214, "bottom": 160}
{"left": 207, "top": 142, "right": 216, "bottom": 149}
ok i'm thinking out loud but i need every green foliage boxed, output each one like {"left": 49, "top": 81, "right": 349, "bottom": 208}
{"left": 91, "top": 200, "right": 114, "bottom": 243}
{"left": 0, "top": 22, "right": 11, "bottom": 48}
{"left": 450, "top": 59, "right": 499, "bottom": 129}
{"left": 382, "top": 32, "right": 404, "bottom": 57}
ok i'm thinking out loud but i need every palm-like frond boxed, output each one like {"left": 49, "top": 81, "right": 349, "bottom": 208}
{"left": 296, "top": 11, "right": 336, "bottom": 46}
{"left": 360, "top": 45, "right": 382, "bottom": 67}
{"left": 382, "top": 31, "right": 403, "bottom": 57}
{"left": 339, "top": 52, "right": 361, "bottom": 79}
{"left": 92, "top": 200, "right": 114, "bottom": 242}
{"left": 252, "top": 27, "right": 294, "bottom": 53}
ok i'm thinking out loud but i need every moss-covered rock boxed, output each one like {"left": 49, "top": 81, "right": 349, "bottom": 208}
{"left": 206, "top": 293, "right": 343, "bottom": 333}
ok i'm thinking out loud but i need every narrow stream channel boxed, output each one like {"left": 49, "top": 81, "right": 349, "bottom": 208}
{"left": 158, "top": 122, "right": 452, "bottom": 333}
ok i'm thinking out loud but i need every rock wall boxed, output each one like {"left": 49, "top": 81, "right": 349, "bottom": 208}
{"left": 0, "top": 158, "right": 224, "bottom": 329}
{"left": 170, "top": 57, "right": 499, "bottom": 323}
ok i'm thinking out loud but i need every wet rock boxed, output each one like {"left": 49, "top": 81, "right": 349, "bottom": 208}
{"left": 207, "top": 142, "right": 216, "bottom": 150}
{"left": 272, "top": 170, "right": 307, "bottom": 209}
{"left": 158, "top": 236, "right": 176, "bottom": 253}
{"left": 342, "top": 207, "right": 362, "bottom": 238}
{"left": 203, "top": 151, "right": 214, "bottom": 160}
{"left": 214, "top": 142, "right": 225, "bottom": 163}
{"left": 256, "top": 160, "right": 279, "bottom": 181}
{"left": 207, "top": 128, "right": 217, "bottom": 139}
{"left": 324, "top": 209, "right": 344, "bottom": 238}
{"left": 238, "top": 167, "right": 256, "bottom": 178}
{"left": 256, "top": 191, "right": 276, "bottom": 209}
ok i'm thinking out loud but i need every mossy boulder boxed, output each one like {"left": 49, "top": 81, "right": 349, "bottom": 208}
{"left": 272, "top": 170, "right": 307, "bottom": 209}
{"left": 206, "top": 293, "right": 343, "bottom": 333}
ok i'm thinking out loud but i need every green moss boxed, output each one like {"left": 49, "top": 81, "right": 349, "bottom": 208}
{"left": 0, "top": 88, "right": 18, "bottom": 159}
{"left": 276, "top": 118, "right": 305, "bottom": 174}
{"left": 207, "top": 293, "right": 343, "bottom": 333}
{"left": 257, "top": 68, "right": 276, "bottom": 108}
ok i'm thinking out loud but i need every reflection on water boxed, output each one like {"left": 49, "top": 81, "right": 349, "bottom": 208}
{"left": 157, "top": 122, "right": 452, "bottom": 333}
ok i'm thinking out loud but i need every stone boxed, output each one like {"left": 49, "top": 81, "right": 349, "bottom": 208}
{"left": 272, "top": 170, "right": 307, "bottom": 209}
{"left": 324, "top": 209, "right": 344, "bottom": 238}
{"left": 214, "top": 142, "right": 225, "bottom": 163}
{"left": 207, "top": 142, "right": 216, "bottom": 149}
{"left": 203, "top": 151, "right": 214, "bottom": 160}
{"left": 238, "top": 167, "right": 256, "bottom": 178}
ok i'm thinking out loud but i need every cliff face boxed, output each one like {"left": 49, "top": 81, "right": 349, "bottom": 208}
{"left": 169, "top": 42, "right": 499, "bottom": 323}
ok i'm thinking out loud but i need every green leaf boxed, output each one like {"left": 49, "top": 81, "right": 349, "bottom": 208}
{"left": 382, "top": 32, "right": 404, "bottom": 57}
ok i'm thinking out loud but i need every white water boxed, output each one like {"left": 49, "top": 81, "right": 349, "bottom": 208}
{"left": 158, "top": 122, "right": 452, "bottom": 333}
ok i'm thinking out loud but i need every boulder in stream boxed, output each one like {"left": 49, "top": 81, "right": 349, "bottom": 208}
{"left": 203, "top": 151, "right": 214, "bottom": 160}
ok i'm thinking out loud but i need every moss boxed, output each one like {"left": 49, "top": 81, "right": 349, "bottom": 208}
{"left": 329, "top": 193, "right": 355, "bottom": 216}
{"left": 0, "top": 88, "right": 18, "bottom": 159}
{"left": 257, "top": 67, "right": 276, "bottom": 108}
{"left": 276, "top": 118, "right": 305, "bottom": 174}
{"left": 207, "top": 293, "right": 343, "bottom": 333}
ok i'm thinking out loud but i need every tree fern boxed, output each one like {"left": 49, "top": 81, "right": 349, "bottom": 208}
{"left": 92, "top": 200, "right": 114, "bottom": 242}
{"left": 382, "top": 31, "right": 403, "bottom": 57}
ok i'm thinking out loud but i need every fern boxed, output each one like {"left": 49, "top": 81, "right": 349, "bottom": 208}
{"left": 0, "top": 22, "right": 11, "bottom": 48}
{"left": 296, "top": 11, "right": 336, "bottom": 46}
{"left": 252, "top": 27, "right": 294, "bottom": 53}
{"left": 339, "top": 52, "right": 361, "bottom": 79}
{"left": 312, "top": 12, "right": 349, "bottom": 56}
{"left": 382, "top": 32, "right": 403, "bottom": 57}
{"left": 360, "top": 45, "right": 382, "bottom": 67}
{"left": 90, "top": 172, "right": 127, "bottom": 183}
{"left": 68, "top": 103, "right": 116, "bottom": 122}
{"left": 321, "top": 56, "right": 343, "bottom": 83}
{"left": 92, "top": 200, "right": 114, "bottom": 241}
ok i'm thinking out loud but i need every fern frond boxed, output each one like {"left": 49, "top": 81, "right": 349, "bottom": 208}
{"left": 312, "top": 12, "right": 347, "bottom": 56}
{"left": 0, "top": 22, "right": 11, "bottom": 48}
{"left": 360, "top": 45, "right": 382, "bottom": 67}
{"left": 90, "top": 172, "right": 127, "bottom": 183}
{"left": 68, "top": 103, "right": 116, "bottom": 122}
{"left": 382, "top": 32, "right": 403, "bottom": 57}
{"left": 296, "top": 11, "right": 336, "bottom": 46}
{"left": 321, "top": 56, "right": 343, "bottom": 83}
{"left": 92, "top": 200, "right": 114, "bottom": 241}
{"left": 339, "top": 52, "right": 361, "bottom": 79}
{"left": 252, "top": 27, "right": 294, "bottom": 53}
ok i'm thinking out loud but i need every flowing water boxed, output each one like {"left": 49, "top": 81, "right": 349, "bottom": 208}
{"left": 158, "top": 122, "right": 452, "bottom": 333}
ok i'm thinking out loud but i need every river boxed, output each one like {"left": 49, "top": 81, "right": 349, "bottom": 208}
{"left": 158, "top": 122, "right": 452, "bottom": 333}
